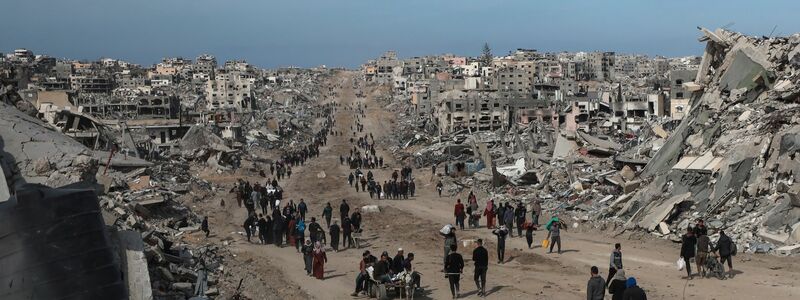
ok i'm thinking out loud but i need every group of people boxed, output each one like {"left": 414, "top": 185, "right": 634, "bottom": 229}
{"left": 437, "top": 225, "right": 487, "bottom": 298}
{"left": 233, "top": 178, "right": 283, "bottom": 215}
{"left": 680, "top": 219, "right": 736, "bottom": 279}
{"left": 351, "top": 249, "right": 420, "bottom": 297}
{"left": 585, "top": 243, "right": 648, "bottom": 300}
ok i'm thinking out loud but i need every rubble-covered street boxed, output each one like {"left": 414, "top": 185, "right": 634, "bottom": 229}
{"left": 2, "top": 8, "right": 800, "bottom": 299}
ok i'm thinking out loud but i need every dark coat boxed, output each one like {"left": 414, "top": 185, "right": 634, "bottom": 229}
{"left": 621, "top": 286, "right": 647, "bottom": 300}
{"left": 608, "top": 279, "right": 626, "bottom": 300}
{"left": 714, "top": 234, "right": 734, "bottom": 256}
{"left": 680, "top": 235, "right": 697, "bottom": 258}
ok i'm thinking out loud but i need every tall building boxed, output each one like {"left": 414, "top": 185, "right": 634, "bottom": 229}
{"left": 205, "top": 71, "right": 254, "bottom": 112}
{"left": 587, "top": 51, "right": 615, "bottom": 81}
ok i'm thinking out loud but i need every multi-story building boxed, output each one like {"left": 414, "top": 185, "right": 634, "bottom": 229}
{"left": 587, "top": 51, "right": 615, "bottom": 81}
{"left": 205, "top": 71, "right": 255, "bottom": 112}
{"left": 668, "top": 69, "right": 697, "bottom": 119}
{"left": 70, "top": 75, "right": 113, "bottom": 93}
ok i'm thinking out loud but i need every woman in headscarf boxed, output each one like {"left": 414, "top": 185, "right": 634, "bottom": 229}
{"left": 483, "top": 199, "right": 495, "bottom": 229}
{"left": 312, "top": 242, "right": 328, "bottom": 279}
{"left": 607, "top": 269, "right": 627, "bottom": 300}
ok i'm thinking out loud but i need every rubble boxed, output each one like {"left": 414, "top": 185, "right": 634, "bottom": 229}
{"left": 370, "top": 28, "right": 800, "bottom": 256}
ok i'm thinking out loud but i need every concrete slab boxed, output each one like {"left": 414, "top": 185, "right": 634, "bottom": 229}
{"left": 672, "top": 156, "right": 698, "bottom": 170}
{"left": 117, "top": 230, "right": 154, "bottom": 300}
{"left": 775, "top": 244, "right": 800, "bottom": 256}
{"left": 639, "top": 193, "right": 691, "bottom": 231}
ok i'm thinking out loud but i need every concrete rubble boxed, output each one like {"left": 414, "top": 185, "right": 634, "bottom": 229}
{"left": 367, "top": 28, "right": 800, "bottom": 255}
{"left": 2, "top": 52, "right": 337, "bottom": 298}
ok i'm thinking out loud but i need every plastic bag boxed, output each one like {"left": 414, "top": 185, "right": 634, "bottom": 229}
{"left": 440, "top": 224, "right": 453, "bottom": 235}
{"left": 676, "top": 257, "right": 685, "bottom": 271}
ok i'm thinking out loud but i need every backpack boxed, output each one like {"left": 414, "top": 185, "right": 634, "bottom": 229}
{"left": 296, "top": 222, "right": 306, "bottom": 232}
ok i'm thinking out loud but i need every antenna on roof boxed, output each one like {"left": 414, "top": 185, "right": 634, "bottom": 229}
{"left": 721, "top": 22, "right": 735, "bottom": 30}
{"left": 768, "top": 25, "right": 778, "bottom": 38}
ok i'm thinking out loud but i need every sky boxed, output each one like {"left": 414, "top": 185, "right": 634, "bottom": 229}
{"left": 1, "top": 0, "right": 799, "bottom": 69}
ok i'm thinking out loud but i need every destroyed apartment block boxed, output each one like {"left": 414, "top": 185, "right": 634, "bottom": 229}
{"left": 375, "top": 27, "right": 800, "bottom": 256}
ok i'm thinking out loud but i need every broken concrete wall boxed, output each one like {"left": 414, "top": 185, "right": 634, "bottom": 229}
{"left": 0, "top": 102, "right": 98, "bottom": 189}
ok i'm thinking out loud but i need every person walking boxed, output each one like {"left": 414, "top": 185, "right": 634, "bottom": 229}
{"left": 322, "top": 202, "right": 333, "bottom": 228}
{"left": 312, "top": 242, "right": 327, "bottom": 279}
{"left": 712, "top": 230, "right": 735, "bottom": 278}
{"left": 472, "top": 239, "right": 489, "bottom": 297}
{"left": 329, "top": 220, "right": 341, "bottom": 252}
{"left": 257, "top": 214, "right": 268, "bottom": 244}
{"left": 272, "top": 213, "right": 284, "bottom": 247}
{"left": 454, "top": 199, "right": 466, "bottom": 230}
{"left": 531, "top": 200, "right": 542, "bottom": 225}
{"left": 301, "top": 239, "right": 314, "bottom": 276}
{"left": 441, "top": 226, "right": 457, "bottom": 270}
{"left": 546, "top": 217, "right": 564, "bottom": 254}
{"left": 342, "top": 216, "right": 353, "bottom": 249}
{"left": 339, "top": 200, "right": 350, "bottom": 223}
{"left": 445, "top": 244, "right": 464, "bottom": 299}
{"left": 298, "top": 199, "right": 307, "bottom": 221}
{"left": 696, "top": 233, "right": 710, "bottom": 277}
{"left": 515, "top": 202, "right": 526, "bottom": 237}
{"left": 503, "top": 204, "right": 515, "bottom": 237}
{"left": 201, "top": 216, "right": 210, "bottom": 238}
{"left": 607, "top": 243, "right": 623, "bottom": 288}
{"left": 586, "top": 266, "right": 605, "bottom": 300}
{"left": 525, "top": 222, "right": 537, "bottom": 249}
{"left": 680, "top": 227, "right": 697, "bottom": 279}
{"left": 308, "top": 217, "right": 322, "bottom": 244}
{"left": 621, "top": 277, "right": 647, "bottom": 300}
{"left": 608, "top": 269, "right": 627, "bottom": 300}
{"left": 492, "top": 226, "right": 508, "bottom": 264}
{"left": 243, "top": 215, "right": 255, "bottom": 242}
{"left": 437, "top": 181, "right": 444, "bottom": 197}
{"left": 484, "top": 200, "right": 496, "bottom": 229}
{"left": 295, "top": 217, "right": 306, "bottom": 252}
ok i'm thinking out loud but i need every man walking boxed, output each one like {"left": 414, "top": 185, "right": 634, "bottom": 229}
{"left": 606, "top": 243, "right": 623, "bottom": 288}
{"left": 515, "top": 202, "right": 526, "bottom": 237}
{"left": 680, "top": 227, "right": 697, "bottom": 279}
{"left": 342, "top": 216, "right": 353, "bottom": 249}
{"left": 472, "top": 239, "right": 488, "bottom": 297}
{"left": 712, "top": 230, "right": 735, "bottom": 278}
{"left": 454, "top": 199, "right": 466, "bottom": 230}
{"left": 298, "top": 199, "right": 307, "bottom": 221}
{"left": 322, "top": 202, "right": 333, "bottom": 228}
{"left": 587, "top": 266, "right": 605, "bottom": 300}
{"left": 441, "top": 227, "right": 457, "bottom": 270}
{"left": 547, "top": 217, "right": 564, "bottom": 254}
{"left": 445, "top": 244, "right": 464, "bottom": 299}
{"left": 329, "top": 220, "right": 341, "bottom": 252}
{"left": 492, "top": 225, "right": 508, "bottom": 264}
{"left": 531, "top": 200, "right": 542, "bottom": 225}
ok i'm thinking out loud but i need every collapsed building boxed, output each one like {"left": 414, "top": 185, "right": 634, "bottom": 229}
{"left": 2, "top": 47, "right": 337, "bottom": 298}
{"left": 375, "top": 28, "right": 800, "bottom": 256}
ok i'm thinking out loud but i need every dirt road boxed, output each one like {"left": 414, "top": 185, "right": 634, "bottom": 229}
{"left": 188, "top": 71, "right": 800, "bottom": 300}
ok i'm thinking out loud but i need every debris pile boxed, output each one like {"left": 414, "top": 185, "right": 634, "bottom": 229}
{"left": 377, "top": 28, "right": 800, "bottom": 256}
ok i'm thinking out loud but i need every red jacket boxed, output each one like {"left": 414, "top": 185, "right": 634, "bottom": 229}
{"left": 454, "top": 203, "right": 465, "bottom": 217}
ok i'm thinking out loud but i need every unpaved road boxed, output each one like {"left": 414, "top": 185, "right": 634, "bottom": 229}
{"left": 186, "top": 71, "right": 800, "bottom": 300}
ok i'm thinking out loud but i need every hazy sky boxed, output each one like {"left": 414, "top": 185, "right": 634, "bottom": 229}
{"left": 2, "top": 0, "right": 798, "bottom": 68}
